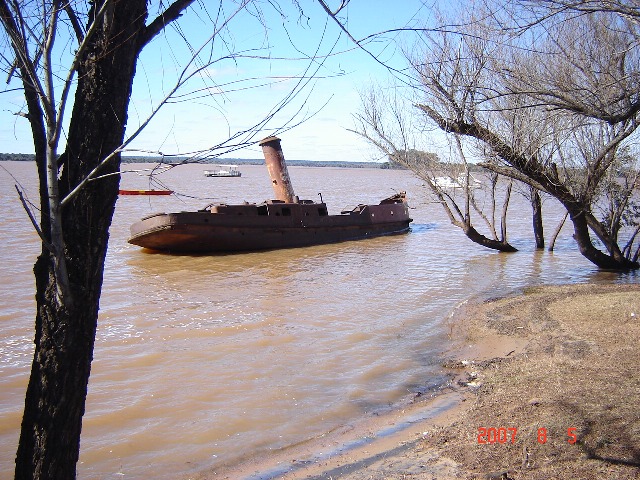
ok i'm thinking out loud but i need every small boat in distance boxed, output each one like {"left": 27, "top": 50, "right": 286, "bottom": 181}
{"left": 433, "top": 174, "right": 481, "bottom": 189}
{"left": 203, "top": 165, "right": 241, "bottom": 177}
{"left": 119, "top": 189, "right": 173, "bottom": 196}
{"left": 128, "top": 137, "right": 411, "bottom": 253}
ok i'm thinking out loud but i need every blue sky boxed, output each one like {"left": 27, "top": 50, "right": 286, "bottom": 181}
{"left": 1, "top": 1, "right": 435, "bottom": 162}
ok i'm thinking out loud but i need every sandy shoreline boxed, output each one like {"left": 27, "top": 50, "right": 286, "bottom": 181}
{"left": 194, "top": 282, "right": 640, "bottom": 480}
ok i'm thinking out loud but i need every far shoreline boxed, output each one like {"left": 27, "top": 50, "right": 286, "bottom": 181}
{"left": 0, "top": 154, "right": 398, "bottom": 170}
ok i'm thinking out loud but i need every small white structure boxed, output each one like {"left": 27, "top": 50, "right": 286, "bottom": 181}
{"left": 204, "top": 165, "right": 242, "bottom": 177}
{"left": 433, "top": 174, "right": 481, "bottom": 189}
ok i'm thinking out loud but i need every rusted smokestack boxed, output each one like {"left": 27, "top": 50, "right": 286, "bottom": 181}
{"left": 259, "top": 136, "right": 296, "bottom": 203}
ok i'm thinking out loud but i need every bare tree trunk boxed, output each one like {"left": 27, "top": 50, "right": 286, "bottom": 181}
{"left": 549, "top": 211, "right": 568, "bottom": 251}
{"left": 567, "top": 205, "right": 632, "bottom": 269}
{"left": 530, "top": 186, "right": 544, "bottom": 249}
{"left": 623, "top": 225, "right": 640, "bottom": 262}
{"left": 500, "top": 180, "right": 512, "bottom": 244}
{"left": 15, "top": 2, "right": 148, "bottom": 477}
{"left": 430, "top": 115, "right": 638, "bottom": 270}
{"left": 462, "top": 224, "right": 518, "bottom": 252}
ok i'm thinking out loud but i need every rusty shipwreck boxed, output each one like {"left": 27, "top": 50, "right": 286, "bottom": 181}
{"left": 127, "top": 136, "right": 412, "bottom": 253}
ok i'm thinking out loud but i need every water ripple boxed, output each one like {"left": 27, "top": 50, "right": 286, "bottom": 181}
{"left": 1, "top": 162, "right": 635, "bottom": 479}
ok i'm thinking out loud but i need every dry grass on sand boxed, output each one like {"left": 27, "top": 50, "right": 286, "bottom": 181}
{"left": 420, "top": 283, "right": 640, "bottom": 480}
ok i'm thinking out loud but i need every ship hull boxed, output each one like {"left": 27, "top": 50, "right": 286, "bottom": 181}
{"left": 128, "top": 198, "right": 411, "bottom": 253}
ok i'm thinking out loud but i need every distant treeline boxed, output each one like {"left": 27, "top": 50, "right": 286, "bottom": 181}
{"left": 120, "top": 156, "right": 404, "bottom": 169}
{"left": 0, "top": 153, "right": 35, "bottom": 162}
{"left": 0, "top": 153, "right": 404, "bottom": 169}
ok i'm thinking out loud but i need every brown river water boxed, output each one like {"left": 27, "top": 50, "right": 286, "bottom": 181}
{"left": 0, "top": 161, "right": 636, "bottom": 479}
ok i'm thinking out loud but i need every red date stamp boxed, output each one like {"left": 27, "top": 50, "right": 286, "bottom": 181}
{"left": 478, "top": 427, "right": 578, "bottom": 444}
{"left": 477, "top": 427, "right": 518, "bottom": 444}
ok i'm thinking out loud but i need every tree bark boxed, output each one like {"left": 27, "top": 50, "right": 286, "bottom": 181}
{"left": 14, "top": 1, "right": 149, "bottom": 478}
{"left": 530, "top": 187, "right": 544, "bottom": 249}
{"left": 463, "top": 224, "right": 518, "bottom": 252}
{"left": 563, "top": 201, "right": 636, "bottom": 270}
{"left": 549, "top": 211, "right": 568, "bottom": 252}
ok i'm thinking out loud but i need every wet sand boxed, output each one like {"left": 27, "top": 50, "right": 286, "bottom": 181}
{"left": 194, "top": 282, "right": 640, "bottom": 480}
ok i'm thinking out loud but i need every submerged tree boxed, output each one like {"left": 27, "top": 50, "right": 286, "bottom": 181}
{"left": 352, "top": 86, "right": 518, "bottom": 252}
{"left": 412, "top": 8, "right": 640, "bottom": 269}
{"left": 0, "top": 1, "right": 332, "bottom": 478}
{"left": 325, "top": 1, "right": 640, "bottom": 269}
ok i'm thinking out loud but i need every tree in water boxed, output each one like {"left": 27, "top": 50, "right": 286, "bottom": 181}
{"left": 420, "top": 4, "right": 640, "bottom": 269}
{"left": 352, "top": 86, "right": 518, "bottom": 252}
{"left": 324, "top": 1, "right": 640, "bottom": 269}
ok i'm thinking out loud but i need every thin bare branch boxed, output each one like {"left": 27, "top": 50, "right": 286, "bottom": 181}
{"left": 15, "top": 184, "right": 52, "bottom": 251}
{"left": 138, "top": 0, "right": 197, "bottom": 52}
